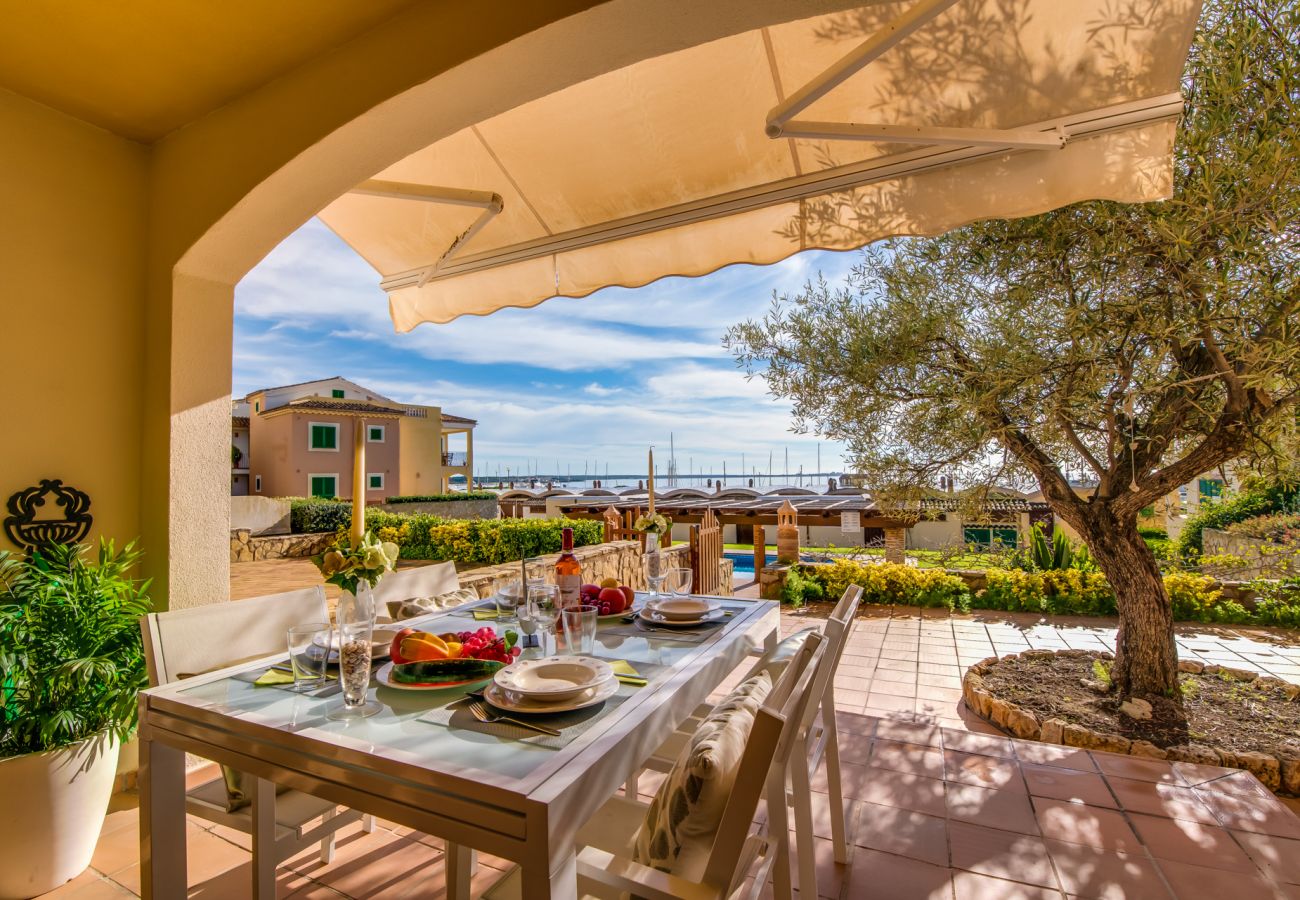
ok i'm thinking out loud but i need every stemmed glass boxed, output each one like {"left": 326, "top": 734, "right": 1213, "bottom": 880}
{"left": 521, "top": 584, "right": 560, "bottom": 656}
{"left": 644, "top": 551, "right": 668, "bottom": 603}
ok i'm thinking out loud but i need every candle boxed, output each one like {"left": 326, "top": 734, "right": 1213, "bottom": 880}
{"left": 351, "top": 418, "right": 366, "bottom": 546}
{"left": 647, "top": 447, "right": 655, "bottom": 515}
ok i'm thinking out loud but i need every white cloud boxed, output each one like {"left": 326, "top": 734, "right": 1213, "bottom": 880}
{"left": 583, "top": 383, "right": 622, "bottom": 396}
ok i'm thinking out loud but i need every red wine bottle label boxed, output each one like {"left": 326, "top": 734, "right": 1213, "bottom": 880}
{"left": 557, "top": 573, "right": 582, "bottom": 607}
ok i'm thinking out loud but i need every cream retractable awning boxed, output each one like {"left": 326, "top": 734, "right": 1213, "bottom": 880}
{"left": 319, "top": 0, "right": 1200, "bottom": 331}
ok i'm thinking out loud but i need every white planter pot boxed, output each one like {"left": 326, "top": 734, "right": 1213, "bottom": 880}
{"left": 0, "top": 733, "right": 120, "bottom": 899}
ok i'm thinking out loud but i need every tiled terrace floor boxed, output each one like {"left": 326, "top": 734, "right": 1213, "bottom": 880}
{"left": 44, "top": 607, "right": 1300, "bottom": 899}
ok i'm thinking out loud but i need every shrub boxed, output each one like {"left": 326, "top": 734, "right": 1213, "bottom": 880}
{"left": 1163, "top": 571, "right": 1250, "bottom": 623}
{"left": 289, "top": 498, "right": 352, "bottom": 534}
{"left": 1251, "top": 577, "right": 1300, "bottom": 628}
{"left": 364, "top": 512, "right": 603, "bottom": 564}
{"left": 780, "top": 568, "right": 824, "bottom": 607}
{"left": 1226, "top": 513, "right": 1300, "bottom": 544}
{"left": 384, "top": 492, "right": 498, "bottom": 504}
{"left": 808, "top": 560, "right": 970, "bottom": 612}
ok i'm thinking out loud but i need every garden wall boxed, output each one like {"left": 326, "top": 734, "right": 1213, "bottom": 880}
{"left": 230, "top": 529, "right": 335, "bottom": 562}
{"left": 230, "top": 496, "right": 291, "bottom": 535}
{"left": 1204, "top": 528, "right": 1296, "bottom": 578}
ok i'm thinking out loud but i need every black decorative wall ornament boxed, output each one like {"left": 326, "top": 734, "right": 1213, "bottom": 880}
{"left": 4, "top": 479, "right": 93, "bottom": 552}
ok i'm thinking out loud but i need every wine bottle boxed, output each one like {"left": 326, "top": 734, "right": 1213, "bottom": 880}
{"left": 555, "top": 527, "right": 582, "bottom": 607}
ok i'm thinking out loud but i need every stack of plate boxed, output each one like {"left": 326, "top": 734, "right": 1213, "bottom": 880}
{"left": 637, "top": 597, "right": 725, "bottom": 628}
{"left": 485, "top": 656, "right": 617, "bottom": 714}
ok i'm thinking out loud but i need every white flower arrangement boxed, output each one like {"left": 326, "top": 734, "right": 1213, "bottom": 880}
{"left": 313, "top": 531, "right": 400, "bottom": 594}
{"left": 634, "top": 513, "right": 672, "bottom": 535}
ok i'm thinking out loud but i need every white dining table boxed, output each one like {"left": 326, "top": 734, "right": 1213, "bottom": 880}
{"left": 137, "top": 594, "right": 779, "bottom": 899}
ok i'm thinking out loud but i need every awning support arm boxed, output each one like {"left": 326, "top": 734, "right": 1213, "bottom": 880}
{"left": 348, "top": 180, "right": 504, "bottom": 287}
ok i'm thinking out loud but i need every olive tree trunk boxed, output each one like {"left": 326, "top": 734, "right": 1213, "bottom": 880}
{"left": 1075, "top": 508, "right": 1180, "bottom": 700}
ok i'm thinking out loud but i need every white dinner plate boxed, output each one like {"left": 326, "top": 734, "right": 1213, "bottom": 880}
{"left": 373, "top": 661, "right": 496, "bottom": 692}
{"left": 637, "top": 606, "right": 726, "bottom": 628}
{"left": 483, "top": 677, "right": 618, "bottom": 714}
{"left": 494, "top": 656, "right": 613, "bottom": 701}
{"left": 642, "top": 597, "right": 722, "bottom": 620}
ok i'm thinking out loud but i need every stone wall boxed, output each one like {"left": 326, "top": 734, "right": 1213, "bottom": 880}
{"left": 377, "top": 497, "right": 499, "bottom": 520}
{"left": 231, "top": 495, "right": 292, "bottom": 535}
{"left": 455, "top": 541, "right": 733, "bottom": 598}
{"left": 1204, "top": 528, "right": 1298, "bottom": 579}
{"left": 230, "top": 529, "right": 335, "bottom": 562}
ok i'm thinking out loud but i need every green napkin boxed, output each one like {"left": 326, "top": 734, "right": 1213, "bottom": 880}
{"left": 253, "top": 669, "right": 296, "bottom": 687}
{"left": 472, "top": 608, "right": 500, "bottom": 621}
{"left": 610, "top": 660, "right": 647, "bottom": 687}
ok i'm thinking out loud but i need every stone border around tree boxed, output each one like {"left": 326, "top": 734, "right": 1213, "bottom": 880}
{"left": 962, "top": 648, "right": 1300, "bottom": 795}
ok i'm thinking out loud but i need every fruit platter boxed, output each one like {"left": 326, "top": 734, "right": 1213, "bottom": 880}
{"left": 374, "top": 627, "right": 522, "bottom": 691}
{"left": 578, "top": 578, "right": 636, "bottom": 619}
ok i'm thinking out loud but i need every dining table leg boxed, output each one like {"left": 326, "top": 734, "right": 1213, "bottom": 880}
{"left": 139, "top": 732, "right": 187, "bottom": 899}
{"left": 520, "top": 847, "right": 578, "bottom": 900}
{"left": 446, "top": 842, "right": 477, "bottom": 900}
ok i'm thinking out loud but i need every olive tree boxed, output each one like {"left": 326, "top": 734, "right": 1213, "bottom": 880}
{"left": 728, "top": 0, "right": 1298, "bottom": 700}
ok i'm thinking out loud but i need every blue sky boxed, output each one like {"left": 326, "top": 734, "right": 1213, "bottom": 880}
{"left": 233, "top": 219, "right": 858, "bottom": 480}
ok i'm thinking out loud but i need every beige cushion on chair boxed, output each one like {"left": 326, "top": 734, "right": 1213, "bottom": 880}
{"left": 757, "top": 627, "right": 819, "bottom": 682}
{"left": 387, "top": 587, "right": 479, "bottom": 621}
{"left": 632, "top": 670, "right": 772, "bottom": 880}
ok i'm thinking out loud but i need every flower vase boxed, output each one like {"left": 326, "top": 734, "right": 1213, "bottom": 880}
{"left": 336, "top": 578, "right": 375, "bottom": 629}
{"left": 643, "top": 541, "right": 668, "bottom": 601}
{"left": 329, "top": 579, "right": 381, "bottom": 719}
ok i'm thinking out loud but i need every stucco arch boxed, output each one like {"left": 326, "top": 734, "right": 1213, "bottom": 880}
{"left": 151, "top": 0, "right": 861, "bottom": 606}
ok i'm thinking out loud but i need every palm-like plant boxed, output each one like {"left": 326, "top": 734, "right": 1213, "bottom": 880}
{"left": 0, "top": 541, "right": 151, "bottom": 757}
{"left": 1027, "top": 524, "right": 1074, "bottom": 572}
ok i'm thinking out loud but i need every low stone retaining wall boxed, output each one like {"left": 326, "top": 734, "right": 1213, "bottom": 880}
{"left": 377, "top": 498, "right": 499, "bottom": 519}
{"left": 962, "top": 649, "right": 1300, "bottom": 795}
{"left": 231, "top": 495, "right": 292, "bottom": 535}
{"left": 1204, "top": 528, "right": 1297, "bottom": 579}
{"left": 230, "top": 529, "right": 335, "bottom": 562}
{"left": 455, "top": 541, "right": 733, "bottom": 598}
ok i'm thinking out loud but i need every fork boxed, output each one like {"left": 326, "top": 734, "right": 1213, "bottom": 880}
{"left": 467, "top": 701, "right": 562, "bottom": 736}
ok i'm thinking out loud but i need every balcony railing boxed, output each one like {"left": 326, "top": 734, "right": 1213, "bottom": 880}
{"left": 443, "top": 451, "right": 468, "bottom": 467}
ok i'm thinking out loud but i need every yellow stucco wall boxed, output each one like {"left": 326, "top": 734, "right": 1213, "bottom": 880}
{"left": 0, "top": 88, "right": 148, "bottom": 554}
{"left": 2, "top": 0, "right": 858, "bottom": 608}
{"left": 399, "top": 407, "right": 444, "bottom": 498}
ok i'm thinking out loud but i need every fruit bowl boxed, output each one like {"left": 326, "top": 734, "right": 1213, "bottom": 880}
{"left": 493, "top": 656, "right": 614, "bottom": 702}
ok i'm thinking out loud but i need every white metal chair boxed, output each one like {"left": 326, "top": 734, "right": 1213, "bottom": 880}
{"left": 633, "top": 584, "right": 864, "bottom": 899}
{"left": 139, "top": 586, "right": 376, "bottom": 898}
{"left": 487, "top": 631, "right": 829, "bottom": 900}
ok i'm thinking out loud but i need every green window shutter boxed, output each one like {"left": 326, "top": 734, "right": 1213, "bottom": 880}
{"left": 1199, "top": 478, "right": 1224, "bottom": 500}
{"left": 369, "top": 426, "right": 383, "bottom": 441}
{"left": 311, "top": 424, "right": 337, "bottom": 449}
{"left": 332, "top": 389, "right": 345, "bottom": 398}
{"left": 369, "top": 474, "right": 382, "bottom": 489}
{"left": 310, "top": 476, "right": 336, "bottom": 498}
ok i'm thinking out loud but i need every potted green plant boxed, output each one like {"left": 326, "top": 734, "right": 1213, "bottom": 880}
{"left": 0, "top": 541, "right": 150, "bottom": 898}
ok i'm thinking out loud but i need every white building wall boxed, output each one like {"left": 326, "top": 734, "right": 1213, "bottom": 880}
{"left": 908, "top": 518, "right": 963, "bottom": 550}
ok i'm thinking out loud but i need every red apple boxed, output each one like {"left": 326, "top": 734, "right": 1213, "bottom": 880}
{"left": 619, "top": 585, "right": 635, "bottom": 607}
{"left": 598, "top": 587, "right": 625, "bottom": 613}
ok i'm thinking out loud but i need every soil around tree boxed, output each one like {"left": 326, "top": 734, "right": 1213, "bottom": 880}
{"left": 964, "top": 649, "right": 1300, "bottom": 794}
{"left": 983, "top": 652, "right": 1300, "bottom": 755}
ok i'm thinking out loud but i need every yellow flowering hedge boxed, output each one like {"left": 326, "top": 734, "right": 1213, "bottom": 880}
{"left": 365, "top": 512, "right": 603, "bottom": 564}
{"left": 809, "top": 560, "right": 971, "bottom": 611}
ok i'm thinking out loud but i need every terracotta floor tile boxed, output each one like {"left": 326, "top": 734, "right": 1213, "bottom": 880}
{"left": 291, "top": 831, "right": 444, "bottom": 899}
{"left": 1194, "top": 771, "right": 1274, "bottom": 800}
{"left": 40, "top": 874, "right": 135, "bottom": 900}
{"left": 1169, "top": 761, "right": 1238, "bottom": 785}
{"left": 1107, "top": 777, "right": 1218, "bottom": 825}
{"left": 943, "top": 750, "right": 1026, "bottom": 792}
{"left": 941, "top": 730, "right": 1015, "bottom": 760}
{"left": 1022, "top": 765, "right": 1118, "bottom": 809}
{"left": 946, "top": 821, "right": 1058, "bottom": 888}
{"left": 837, "top": 712, "right": 881, "bottom": 737}
{"left": 1090, "top": 753, "right": 1187, "bottom": 785}
{"left": 873, "top": 666, "right": 919, "bottom": 683}
{"left": 841, "top": 848, "right": 953, "bottom": 900}
{"left": 867, "top": 692, "right": 918, "bottom": 712}
{"left": 869, "top": 739, "right": 946, "bottom": 778}
{"left": 950, "top": 871, "right": 1061, "bottom": 900}
{"left": 876, "top": 720, "right": 942, "bottom": 748}
{"left": 917, "top": 685, "right": 964, "bottom": 703}
{"left": 1231, "top": 830, "right": 1300, "bottom": 885}
{"left": 1154, "top": 858, "right": 1278, "bottom": 900}
{"left": 945, "top": 783, "right": 1041, "bottom": 835}
{"left": 1032, "top": 798, "right": 1141, "bottom": 853}
{"left": 1193, "top": 787, "right": 1300, "bottom": 839}
{"left": 1127, "top": 814, "right": 1257, "bottom": 873}
{"left": 108, "top": 827, "right": 251, "bottom": 895}
{"left": 788, "top": 835, "right": 850, "bottom": 899}
{"left": 1012, "top": 741, "right": 1097, "bottom": 772}
{"left": 873, "top": 679, "right": 920, "bottom": 698}
{"left": 1044, "top": 839, "right": 1170, "bottom": 900}
{"left": 847, "top": 772, "right": 949, "bottom": 818}
{"left": 919, "top": 673, "right": 965, "bottom": 689}
{"left": 855, "top": 802, "right": 950, "bottom": 867}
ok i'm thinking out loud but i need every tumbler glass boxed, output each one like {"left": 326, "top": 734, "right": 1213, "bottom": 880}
{"left": 560, "top": 604, "right": 598, "bottom": 656}
{"left": 286, "top": 623, "right": 330, "bottom": 692}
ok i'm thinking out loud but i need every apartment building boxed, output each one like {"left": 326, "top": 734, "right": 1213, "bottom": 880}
{"left": 231, "top": 377, "right": 475, "bottom": 499}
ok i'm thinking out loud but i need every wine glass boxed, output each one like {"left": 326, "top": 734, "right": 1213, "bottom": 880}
{"left": 644, "top": 550, "right": 668, "bottom": 602}
{"left": 523, "top": 584, "right": 560, "bottom": 656}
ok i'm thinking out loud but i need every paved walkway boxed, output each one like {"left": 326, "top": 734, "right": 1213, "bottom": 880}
{"left": 46, "top": 571, "right": 1300, "bottom": 899}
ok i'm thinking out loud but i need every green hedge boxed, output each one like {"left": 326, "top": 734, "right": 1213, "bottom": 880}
{"left": 368, "top": 513, "right": 603, "bottom": 564}
{"left": 806, "top": 560, "right": 972, "bottom": 612}
{"left": 384, "top": 492, "right": 498, "bottom": 504}
{"left": 289, "top": 498, "right": 351, "bottom": 534}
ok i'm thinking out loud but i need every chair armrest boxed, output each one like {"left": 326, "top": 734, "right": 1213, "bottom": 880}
{"left": 576, "top": 846, "right": 721, "bottom": 900}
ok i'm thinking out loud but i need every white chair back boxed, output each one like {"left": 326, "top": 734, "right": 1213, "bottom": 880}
{"left": 369, "top": 561, "right": 459, "bottom": 607}
{"left": 141, "top": 587, "right": 328, "bottom": 686}
{"left": 701, "top": 631, "right": 828, "bottom": 893}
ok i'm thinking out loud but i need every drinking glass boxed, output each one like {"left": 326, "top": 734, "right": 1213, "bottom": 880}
{"left": 523, "top": 584, "right": 560, "bottom": 656}
{"left": 668, "top": 568, "right": 694, "bottom": 598}
{"left": 286, "top": 623, "right": 330, "bottom": 692}
{"left": 644, "top": 550, "right": 668, "bottom": 601}
{"left": 560, "top": 604, "right": 598, "bottom": 656}
{"left": 327, "top": 619, "right": 381, "bottom": 719}
{"left": 524, "top": 557, "right": 550, "bottom": 590}
{"left": 495, "top": 579, "right": 526, "bottom": 625}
